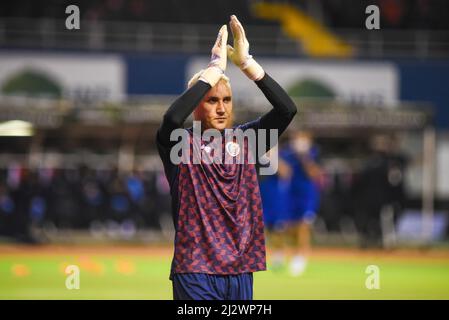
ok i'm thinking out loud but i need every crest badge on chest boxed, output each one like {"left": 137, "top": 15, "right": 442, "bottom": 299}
{"left": 225, "top": 141, "right": 240, "bottom": 157}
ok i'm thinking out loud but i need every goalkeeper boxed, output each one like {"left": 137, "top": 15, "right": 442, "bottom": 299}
{"left": 157, "top": 15, "right": 297, "bottom": 300}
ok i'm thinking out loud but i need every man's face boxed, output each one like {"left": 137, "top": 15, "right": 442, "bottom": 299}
{"left": 291, "top": 131, "right": 312, "bottom": 155}
{"left": 193, "top": 80, "right": 233, "bottom": 131}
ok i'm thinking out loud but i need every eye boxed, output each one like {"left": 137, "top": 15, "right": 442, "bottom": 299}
{"left": 223, "top": 97, "right": 232, "bottom": 103}
{"left": 207, "top": 97, "right": 218, "bottom": 103}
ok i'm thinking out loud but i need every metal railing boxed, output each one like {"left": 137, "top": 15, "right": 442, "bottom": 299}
{"left": 0, "top": 93, "right": 433, "bottom": 131}
{"left": 0, "top": 18, "right": 448, "bottom": 58}
{"left": 0, "top": 18, "right": 297, "bottom": 56}
{"left": 334, "top": 28, "right": 449, "bottom": 59}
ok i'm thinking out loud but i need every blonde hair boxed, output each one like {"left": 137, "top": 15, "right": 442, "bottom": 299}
{"left": 187, "top": 69, "right": 231, "bottom": 89}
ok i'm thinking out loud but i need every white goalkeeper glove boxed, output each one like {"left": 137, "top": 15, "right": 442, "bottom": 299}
{"left": 227, "top": 15, "right": 265, "bottom": 81}
{"left": 199, "top": 25, "right": 228, "bottom": 87}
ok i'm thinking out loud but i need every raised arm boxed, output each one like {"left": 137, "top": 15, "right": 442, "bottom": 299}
{"left": 227, "top": 15, "right": 297, "bottom": 150}
{"left": 157, "top": 25, "right": 229, "bottom": 148}
{"left": 157, "top": 81, "right": 211, "bottom": 147}
{"left": 256, "top": 73, "right": 297, "bottom": 134}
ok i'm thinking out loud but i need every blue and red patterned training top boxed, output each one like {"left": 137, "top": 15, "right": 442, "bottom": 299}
{"left": 156, "top": 73, "right": 297, "bottom": 278}
{"left": 171, "top": 126, "right": 266, "bottom": 275}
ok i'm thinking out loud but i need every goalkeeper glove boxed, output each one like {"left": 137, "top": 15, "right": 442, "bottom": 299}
{"left": 199, "top": 25, "right": 228, "bottom": 87}
{"left": 227, "top": 15, "right": 265, "bottom": 81}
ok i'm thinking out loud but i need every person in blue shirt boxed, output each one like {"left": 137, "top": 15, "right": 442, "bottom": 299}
{"left": 282, "top": 131, "right": 323, "bottom": 276}
{"left": 259, "top": 146, "right": 292, "bottom": 270}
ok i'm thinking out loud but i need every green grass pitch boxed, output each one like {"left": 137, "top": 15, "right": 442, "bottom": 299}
{"left": 1, "top": 249, "right": 449, "bottom": 299}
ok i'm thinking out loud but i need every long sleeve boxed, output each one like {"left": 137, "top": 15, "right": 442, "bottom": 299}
{"left": 241, "top": 73, "right": 297, "bottom": 160}
{"left": 255, "top": 73, "right": 297, "bottom": 134}
{"left": 157, "top": 80, "right": 211, "bottom": 148}
{"left": 156, "top": 80, "right": 211, "bottom": 187}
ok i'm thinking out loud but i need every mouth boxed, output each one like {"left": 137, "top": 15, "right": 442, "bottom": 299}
{"left": 215, "top": 118, "right": 227, "bottom": 122}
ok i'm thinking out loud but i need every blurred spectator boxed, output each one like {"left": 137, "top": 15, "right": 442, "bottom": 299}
{"left": 0, "top": 164, "right": 172, "bottom": 241}
{"left": 352, "top": 134, "right": 407, "bottom": 248}
{"left": 260, "top": 131, "right": 323, "bottom": 276}
{"left": 259, "top": 146, "right": 292, "bottom": 271}
{"left": 283, "top": 131, "right": 323, "bottom": 276}
{"left": 154, "top": 170, "right": 171, "bottom": 228}
{"left": 378, "top": 0, "right": 407, "bottom": 28}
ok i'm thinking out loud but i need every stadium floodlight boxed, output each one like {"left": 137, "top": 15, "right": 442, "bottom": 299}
{"left": 0, "top": 120, "right": 34, "bottom": 136}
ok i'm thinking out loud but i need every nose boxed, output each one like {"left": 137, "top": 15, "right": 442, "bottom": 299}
{"left": 216, "top": 101, "right": 225, "bottom": 115}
